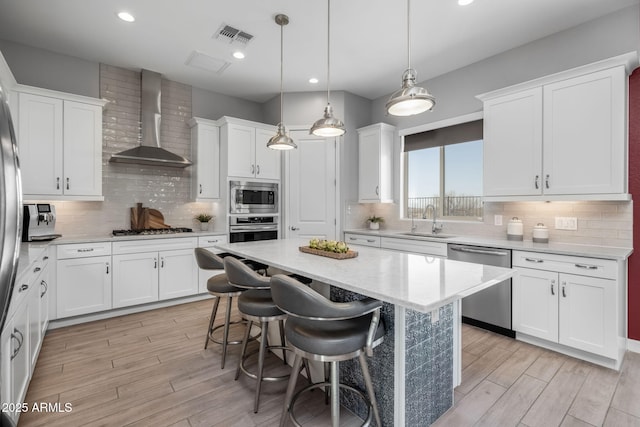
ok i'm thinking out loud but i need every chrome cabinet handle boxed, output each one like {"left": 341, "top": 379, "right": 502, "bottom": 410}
{"left": 575, "top": 263, "right": 598, "bottom": 270}
{"left": 251, "top": 164, "right": 255, "bottom": 175}
{"left": 40, "top": 280, "right": 48, "bottom": 297}
{"left": 524, "top": 257, "right": 544, "bottom": 263}
{"left": 199, "top": 184, "right": 203, "bottom": 194}
{"left": 56, "top": 177, "right": 60, "bottom": 190}
{"left": 106, "top": 262, "right": 110, "bottom": 274}
{"left": 66, "top": 177, "right": 70, "bottom": 190}
{"left": 161, "top": 258, "right": 165, "bottom": 268}
{"left": 19, "top": 284, "right": 28, "bottom": 293}
{"left": 375, "top": 185, "right": 379, "bottom": 196}
{"left": 562, "top": 281, "right": 567, "bottom": 298}
{"left": 367, "top": 239, "right": 376, "bottom": 243}
{"left": 550, "top": 279, "right": 555, "bottom": 295}
{"left": 33, "top": 266, "right": 41, "bottom": 273}
{"left": 78, "top": 248, "right": 94, "bottom": 253}
{"left": 290, "top": 226, "right": 299, "bottom": 231}
{"left": 256, "top": 165, "right": 260, "bottom": 175}
{"left": 534, "top": 175, "right": 539, "bottom": 189}
{"left": 349, "top": 237, "right": 356, "bottom": 241}
{"left": 545, "top": 174, "right": 550, "bottom": 189}
{"left": 11, "top": 328, "right": 24, "bottom": 360}
{"left": 154, "top": 258, "right": 157, "bottom": 269}
{"left": 43, "top": 256, "right": 49, "bottom": 261}
{"left": 206, "top": 239, "right": 219, "bottom": 244}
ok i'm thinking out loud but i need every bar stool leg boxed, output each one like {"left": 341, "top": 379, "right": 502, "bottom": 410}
{"left": 324, "top": 362, "right": 330, "bottom": 404}
{"left": 278, "top": 319, "right": 287, "bottom": 365}
{"left": 330, "top": 361, "right": 340, "bottom": 427}
{"left": 359, "top": 353, "right": 382, "bottom": 427}
{"left": 280, "top": 354, "right": 302, "bottom": 427}
{"left": 204, "top": 296, "right": 220, "bottom": 350}
{"left": 235, "top": 320, "right": 253, "bottom": 381}
{"left": 254, "top": 321, "right": 269, "bottom": 413}
{"left": 221, "top": 295, "right": 234, "bottom": 369}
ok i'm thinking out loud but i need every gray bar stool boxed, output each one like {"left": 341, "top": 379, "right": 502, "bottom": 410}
{"left": 194, "top": 248, "right": 251, "bottom": 369}
{"left": 224, "top": 257, "right": 294, "bottom": 413}
{"left": 271, "top": 274, "right": 385, "bottom": 427}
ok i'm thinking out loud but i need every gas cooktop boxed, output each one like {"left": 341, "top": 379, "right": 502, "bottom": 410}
{"left": 112, "top": 227, "right": 193, "bottom": 236}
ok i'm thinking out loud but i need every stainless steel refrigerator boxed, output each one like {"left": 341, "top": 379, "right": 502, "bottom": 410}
{"left": 0, "top": 79, "right": 22, "bottom": 427}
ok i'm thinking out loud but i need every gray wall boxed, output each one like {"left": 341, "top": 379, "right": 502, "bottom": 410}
{"left": 192, "top": 87, "right": 263, "bottom": 122}
{"left": 370, "top": 4, "right": 640, "bottom": 130}
{"left": 0, "top": 39, "right": 99, "bottom": 98}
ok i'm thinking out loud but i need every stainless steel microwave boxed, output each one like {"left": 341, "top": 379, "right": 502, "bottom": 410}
{"left": 230, "top": 180, "right": 278, "bottom": 214}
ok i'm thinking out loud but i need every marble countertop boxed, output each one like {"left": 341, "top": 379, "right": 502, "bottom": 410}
{"left": 344, "top": 228, "right": 633, "bottom": 261}
{"left": 215, "top": 238, "right": 515, "bottom": 313}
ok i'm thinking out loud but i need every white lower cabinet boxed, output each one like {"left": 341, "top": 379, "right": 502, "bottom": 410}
{"left": 512, "top": 251, "right": 621, "bottom": 364}
{"left": 344, "top": 233, "right": 381, "bottom": 248}
{"left": 56, "top": 242, "right": 112, "bottom": 318}
{"left": 112, "top": 238, "right": 197, "bottom": 308}
{"left": 380, "top": 236, "right": 447, "bottom": 257}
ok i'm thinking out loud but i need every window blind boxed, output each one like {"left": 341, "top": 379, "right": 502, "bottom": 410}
{"left": 403, "top": 119, "right": 483, "bottom": 152}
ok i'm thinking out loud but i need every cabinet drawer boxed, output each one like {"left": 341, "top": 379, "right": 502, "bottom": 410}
{"left": 512, "top": 251, "right": 617, "bottom": 279}
{"left": 344, "top": 233, "right": 381, "bottom": 247}
{"left": 197, "top": 235, "right": 228, "bottom": 247}
{"left": 57, "top": 242, "right": 112, "bottom": 259}
{"left": 380, "top": 237, "right": 447, "bottom": 257}
{"left": 113, "top": 237, "right": 197, "bottom": 255}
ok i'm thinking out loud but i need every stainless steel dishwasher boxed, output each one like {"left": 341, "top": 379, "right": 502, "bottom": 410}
{"left": 447, "top": 244, "right": 514, "bottom": 337}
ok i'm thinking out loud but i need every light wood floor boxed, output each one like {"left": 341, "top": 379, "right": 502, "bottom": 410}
{"left": 19, "top": 299, "right": 640, "bottom": 426}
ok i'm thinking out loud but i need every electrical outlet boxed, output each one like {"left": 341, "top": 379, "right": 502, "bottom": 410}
{"left": 494, "top": 215, "right": 503, "bottom": 226}
{"left": 555, "top": 217, "right": 578, "bottom": 230}
{"left": 431, "top": 308, "right": 439, "bottom": 324}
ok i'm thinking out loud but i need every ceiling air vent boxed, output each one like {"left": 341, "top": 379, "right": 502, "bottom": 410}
{"left": 215, "top": 24, "right": 254, "bottom": 46}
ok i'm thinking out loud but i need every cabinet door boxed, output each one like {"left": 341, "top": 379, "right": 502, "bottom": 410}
{"left": 18, "top": 93, "right": 63, "bottom": 196}
{"left": 483, "top": 88, "right": 543, "bottom": 196}
{"left": 543, "top": 67, "right": 625, "bottom": 195}
{"left": 197, "top": 237, "right": 228, "bottom": 294}
{"left": 57, "top": 256, "right": 112, "bottom": 317}
{"left": 512, "top": 267, "right": 558, "bottom": 342}
{"left": 226, "top": 123, "right": 256, "bottom": 178}
{"left": 159, "top": 249, "right": 198, "bottom": 300}
{"left": 63, "top": 101, "right": 103, "bottom": 196}
{"left": 112, "top": 253, "right": 159, "bottom": 308}
{"left": 10, "top": 303, "right": 29, "bottom": 420}
{"left": 358, "top": 129, "right": 382, "bottom": 202}
{"left": 559, "top": 273, "right": 617, "bottom": 358}
{"left": 193, "top": 124, "right": 220, "bottom": 200}
{"left": 254, "top": 128, "right": 281, "bottom": 180}
{"left": 28, "top": 284, "right": 40, "bottom": 367}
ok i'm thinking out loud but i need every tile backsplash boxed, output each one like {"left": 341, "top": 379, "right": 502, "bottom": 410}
{"left": 345, "top": 200, "right": 633, "bottom": 248}
{"left": 48, "top": 64, "right": 224, "bottom": 237}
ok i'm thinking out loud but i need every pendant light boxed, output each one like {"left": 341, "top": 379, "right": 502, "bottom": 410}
{"left": 268, "top": 14, "right": 297, "bottom": 150}
{"left": 310, "top": 0, "right": 345, "bottom": 137}
{"left": 385, "top": 0, "right": 435, "bottom": 116}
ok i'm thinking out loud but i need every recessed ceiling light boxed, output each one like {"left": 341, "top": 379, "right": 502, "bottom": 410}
{"left": 233, "top": 51, "right": 245, "bottom": 60}
{"left": 458, "top": 0, "right": 474, "bottom": 5}
{"left": 117, "top": 11, "right": 135, "bottom": 22}
{"left": 309, "top": 78, "right": 319, "bottom": 84}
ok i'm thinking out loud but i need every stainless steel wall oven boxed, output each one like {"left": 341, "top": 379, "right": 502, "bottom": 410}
{"left": 229, "top": 216, "right": 278, "bottom": 243}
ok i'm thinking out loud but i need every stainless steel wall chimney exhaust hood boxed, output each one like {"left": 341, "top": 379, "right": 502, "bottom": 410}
{"left": 109, "top": 70, "right": 192, "bottom": 168}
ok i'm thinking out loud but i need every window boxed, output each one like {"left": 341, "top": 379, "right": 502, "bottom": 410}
{"left": 404, "top": 120, "right": 483, "bottom": 220}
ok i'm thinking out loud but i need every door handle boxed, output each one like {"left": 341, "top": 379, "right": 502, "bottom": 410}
{"left": 534, "top": 175, "right": 539, "bottom": 189}
{"left": 290, "top": 226, "right": 299, "bottom": 231}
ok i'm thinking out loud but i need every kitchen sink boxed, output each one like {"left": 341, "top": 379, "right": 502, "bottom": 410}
{"left": 398, "top": 232, "right": 456, "bottom": 239}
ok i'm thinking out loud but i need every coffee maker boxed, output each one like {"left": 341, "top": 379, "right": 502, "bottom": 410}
{"left": 22, "top": 204, "right": 61, "bottom": 242}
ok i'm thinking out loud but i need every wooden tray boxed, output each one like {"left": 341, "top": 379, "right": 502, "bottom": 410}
{"left": 299, "top": 246, "right": 358, "bottom": 260}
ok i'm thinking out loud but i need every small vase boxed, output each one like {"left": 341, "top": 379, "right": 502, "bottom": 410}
{"left": 369, "top": 222, "right": 379, "bottom": 230}
{"left": 199, "top": 222, "right": 209, "bottom": 231}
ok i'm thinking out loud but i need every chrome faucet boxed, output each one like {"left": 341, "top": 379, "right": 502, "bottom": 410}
{"left": 422, "top": 204, "right": 443, "bottom": 234}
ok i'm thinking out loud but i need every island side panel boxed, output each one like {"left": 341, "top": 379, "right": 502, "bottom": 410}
{"left": 405, "top": 304, "right": 454, "bottom": 426}
{"left": 331, "top": 287, "right": 396, "bottom": 427}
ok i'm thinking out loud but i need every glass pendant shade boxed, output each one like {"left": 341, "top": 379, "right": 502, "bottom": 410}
{"left": 310, "top": 104, "right": 345, "bottom": 137}
{"left": 386, "top": 68, "right": 435, "bottom": 116}
{"left": 267, "top": 123, "right": 297, "bottom": 150}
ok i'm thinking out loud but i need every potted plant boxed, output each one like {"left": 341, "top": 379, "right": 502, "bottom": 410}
{"left": 195, "top": 213, "right": 213, "bottom": 231}
{"left": 367, "top": 215, "right": 384, "bottom": 230}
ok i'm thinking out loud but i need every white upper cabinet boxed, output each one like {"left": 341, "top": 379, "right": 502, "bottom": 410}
{"left": 479, "top": 53, "right": 635, "bottom": 201}
{"left": 220, "top": 117, "right": 281, "bottom": 181}
{"left": 16, "top": 88, "right": 105, "bottom": 201}
{"left": 189, "top": 118, "right": 220, "bottom": 201}
{"left": 358, "top": 123, "right": 395, "bottom": 203}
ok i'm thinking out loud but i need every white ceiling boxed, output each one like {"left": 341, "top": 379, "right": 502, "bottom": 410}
{"left": 0, "top": 0, "right": 637, "bottom": 103}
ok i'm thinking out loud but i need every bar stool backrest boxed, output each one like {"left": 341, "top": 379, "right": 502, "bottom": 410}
{"left": 224, "top": 257, "right": 271, "bottom": 290}
{"left": 194, "top": 248, "right": 225, "bottom": 270}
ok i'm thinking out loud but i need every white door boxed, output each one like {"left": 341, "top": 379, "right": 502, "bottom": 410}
{"left": 512, "top": 267, "right": 558, "bottom": 342}
{"left": 63, "top": 100, "right": 102, "bottom": 196}
{"left": 559, "top": 273, "right": 617, "bottom": 358}
{"left": 286, "top": 131, "right": 337, "bottom": 240}
{"left": 112, "top": 253, "right": 159, "bottom": 308}
{"left": 226, "top": 123, "right": 256, "bottom": 178}
{"left": 56, "top": 256, "right": 112, "bottom": 318}
{"left": 255, "top": 127, "right": 282, "bottom": 180}
{"left": 159, "top": 249, "right": 198, "bottom": 300}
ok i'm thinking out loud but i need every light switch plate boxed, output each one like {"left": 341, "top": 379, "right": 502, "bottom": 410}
{"left": 494, "top": 215, "right": 502, "bottom": 226}
{"left": 431, "top": 308, "right": 440, "bottom": 324}
{"left": 555, "top": 217, "right": 578, "bottom": 230}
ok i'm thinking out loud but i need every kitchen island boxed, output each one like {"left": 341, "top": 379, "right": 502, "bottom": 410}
{"left": 216, "top": 238, "right": 515, "bottom": 426}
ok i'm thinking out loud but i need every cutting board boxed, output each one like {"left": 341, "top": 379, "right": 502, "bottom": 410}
{"left": 130, "top": 204, "right": 170, "bottom": 229}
